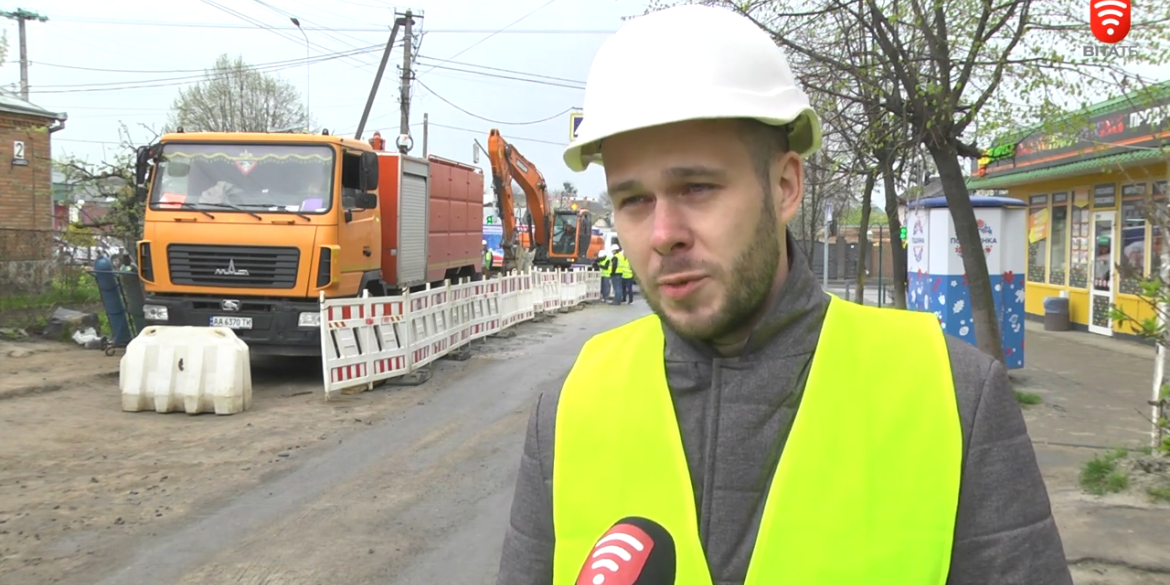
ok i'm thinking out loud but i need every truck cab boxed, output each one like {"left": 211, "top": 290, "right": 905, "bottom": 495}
{"left": 134, "top": 132, "right": 381, "bottom": 356}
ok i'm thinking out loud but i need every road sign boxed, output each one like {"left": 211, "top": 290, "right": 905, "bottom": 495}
{"left": 570, "top": 112, "right": 584, "bottom": 141}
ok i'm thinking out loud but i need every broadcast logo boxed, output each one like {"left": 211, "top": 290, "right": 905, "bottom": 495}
{"left": 1090, "top": 0, "right": 1131, "bottom": 44}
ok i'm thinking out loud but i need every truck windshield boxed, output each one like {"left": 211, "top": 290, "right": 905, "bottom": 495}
{"left": 149, "top": 143, "right": 335, "bottom": 214}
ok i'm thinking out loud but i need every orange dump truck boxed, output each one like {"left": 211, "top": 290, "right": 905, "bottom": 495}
{"left": 133, "top": 131, "right": 484, "bottom": 356}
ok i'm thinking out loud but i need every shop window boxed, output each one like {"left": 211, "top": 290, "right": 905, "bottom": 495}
{"left": 1119, "top": 183, "right": 1148, "bottom": 295}
{"left": 1069, "top": 188, "right": 1091, "bottom": 288}
{"left": 1049, "top": 192, "right": 1069, "bottom": 285}
{"left": 1153, "top": 180, "right": 1168, "bottom": 280}
{"left": 1027, "top": 194, "right": 1049, "bottom": 283}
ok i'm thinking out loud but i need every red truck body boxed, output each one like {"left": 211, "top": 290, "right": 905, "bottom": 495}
{"left": 376, "top": 153, "right": 485, "bottom": 289}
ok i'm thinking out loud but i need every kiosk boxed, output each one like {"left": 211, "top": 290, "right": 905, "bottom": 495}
{"left": 906, "top": 196, "right": 1028, "bottom": 369}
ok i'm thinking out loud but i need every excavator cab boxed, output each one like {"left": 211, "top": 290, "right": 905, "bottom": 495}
{"left": 549, "top": 210, "right": 594, "bottom": 265}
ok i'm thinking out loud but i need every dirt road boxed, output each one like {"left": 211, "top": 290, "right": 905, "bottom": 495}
{"left": 0, "top": 302, "right": 648, "bottom": 585}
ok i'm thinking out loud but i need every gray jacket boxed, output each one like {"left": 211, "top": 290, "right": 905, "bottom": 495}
{"left": 495, "top": 244, "right": 1072, "bottom": 585}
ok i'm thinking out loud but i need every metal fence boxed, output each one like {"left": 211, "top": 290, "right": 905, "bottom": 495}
{"left": 0, "top": 228, "right": 119, "bottom": 322}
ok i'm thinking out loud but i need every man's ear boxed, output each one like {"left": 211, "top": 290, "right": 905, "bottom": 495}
{"left": 771, "top": 151, "right": 804, "bottom": 225}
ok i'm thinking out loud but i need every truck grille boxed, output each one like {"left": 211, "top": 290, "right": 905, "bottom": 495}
{"left": 167, "top": 244, "right": 300, "bottom": 289}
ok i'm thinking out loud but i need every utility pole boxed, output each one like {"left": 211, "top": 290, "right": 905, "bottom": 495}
{"left": 398, "top": 10, "right": 415, "bottom": 154}
{"left": 355, "top": 17, "right": 404, "bottom": 140}
{"left": 1, "top": 9, "right": 48, "bottom": 101}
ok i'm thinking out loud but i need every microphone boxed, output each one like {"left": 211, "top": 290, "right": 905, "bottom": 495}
{"left": 575, "top": 516, "right": 676, "bottom": 585}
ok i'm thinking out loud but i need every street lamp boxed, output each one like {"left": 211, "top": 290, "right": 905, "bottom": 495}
{"left": 290, "top": 17, "right": 311, "bottom": 131}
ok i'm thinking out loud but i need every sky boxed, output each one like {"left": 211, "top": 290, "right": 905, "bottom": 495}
{"left": 17, "top": 0, "right": 648, "bottom": 200}
{"left": 11, "top": 1, "right": 1170, "bottom": 206}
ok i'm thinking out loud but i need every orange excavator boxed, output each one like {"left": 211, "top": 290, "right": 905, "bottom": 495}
{"left": 487, "top": 129, "right": 597, "bottom": 272}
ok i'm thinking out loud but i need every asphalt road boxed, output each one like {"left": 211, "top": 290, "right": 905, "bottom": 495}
{"left": 90, "top": 301, "right": 650, "bottom": 585}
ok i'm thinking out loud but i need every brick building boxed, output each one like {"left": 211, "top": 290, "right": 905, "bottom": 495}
{"left": 0, "top": 94, "right": 67, "bottom": 292}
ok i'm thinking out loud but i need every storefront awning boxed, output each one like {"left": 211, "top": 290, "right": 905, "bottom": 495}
{"left": 967, "top": 148, "right": 1168, "bottom": 190}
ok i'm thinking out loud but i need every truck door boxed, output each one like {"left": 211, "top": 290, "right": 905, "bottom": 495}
{"left": 338, "top": 149, "right": 381, "bottom": 291}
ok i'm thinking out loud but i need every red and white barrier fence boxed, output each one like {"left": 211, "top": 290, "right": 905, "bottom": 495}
{"left": 318, "top": 269, "right": 602, "bottom": 397}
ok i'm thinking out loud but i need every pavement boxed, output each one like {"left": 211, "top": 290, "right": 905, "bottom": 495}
{"left": 1014, "top": 322, "right": 1170, "bottom": 584}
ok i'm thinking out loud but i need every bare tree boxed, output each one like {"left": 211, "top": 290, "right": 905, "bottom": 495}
{"left": 168, "top": 54, "right": 306, "bottom": 133}
{"left": 655, "top": 0, "right": 1170, "bottom": 364}
{"left": 54, "top": 124, "right": 146, "bottom": 248}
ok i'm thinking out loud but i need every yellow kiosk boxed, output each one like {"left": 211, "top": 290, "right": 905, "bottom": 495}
{"left": 968, "top": 81, "right": 1170, "bottom": 338}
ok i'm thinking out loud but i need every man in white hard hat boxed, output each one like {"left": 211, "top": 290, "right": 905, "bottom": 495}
{"left": 608, "top": 243, "right": 627, "bottom": 304}
{"left": 496, "top": 4, "right": 1071, "bottom": 585}
{"left": 482, "top": 239, "right": 492, "bottom": 274}
{"left": 596, "top": 249, "right": 613, "bottom": 302}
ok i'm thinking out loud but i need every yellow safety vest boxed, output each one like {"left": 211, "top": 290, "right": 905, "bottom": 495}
{"left": 552, "top": 297, "right": 960, "bottom": 584}
{"left": 483, "top": 249, "right": 492, "bottom": 269}
{"left": 598, "top": 256, "right": 612, "bottom": 273}
{"left": 614, "top": 252, "right": 633, "bottom": 278}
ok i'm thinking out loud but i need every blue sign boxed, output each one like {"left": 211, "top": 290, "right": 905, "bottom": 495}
{"left": 570, "top": 112, "right": 584, "bottom": 141}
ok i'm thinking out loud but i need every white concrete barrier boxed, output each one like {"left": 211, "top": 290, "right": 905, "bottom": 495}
{"left": 120, "top": 326, "right": 253, "bottom": 415}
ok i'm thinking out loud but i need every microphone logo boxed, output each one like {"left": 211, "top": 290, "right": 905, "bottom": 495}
{"left": 1089, "top": 0, "right": 1131, "bottom": 44}
{"left": 575, "top": 523, "right": 654, "bottom": 585}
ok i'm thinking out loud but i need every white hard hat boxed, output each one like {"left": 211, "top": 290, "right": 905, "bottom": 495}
{"left": 482, "top": 239, "right": 487, "bottom": 245}
{"left": 599, "top": 250, "right": 610, "bottom": 258}
{"left": 610, "top": 244, "right": 620, "bottom": 252}
{"left": 564, "top": 5, "right": 821, "bottom": 172}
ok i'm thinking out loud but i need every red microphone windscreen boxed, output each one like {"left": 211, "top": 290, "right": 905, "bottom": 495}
{"left": 575, "top": 523, "right": 655, "bottom": 585}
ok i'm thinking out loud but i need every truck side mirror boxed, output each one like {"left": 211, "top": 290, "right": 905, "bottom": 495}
{"left": 134, "top": 146, "right": 149, "bottom": 200}
{"left": 360, "top": 151, "right": 379, "bottom": 192}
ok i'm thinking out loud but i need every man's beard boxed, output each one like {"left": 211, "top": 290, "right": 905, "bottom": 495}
{"left": 639, "top": 192, "right": 781, "bottom": 343}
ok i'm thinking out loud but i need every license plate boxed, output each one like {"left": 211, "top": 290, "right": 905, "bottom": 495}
{"left": 209, "top": 316, "right": 253, "bottom": 329}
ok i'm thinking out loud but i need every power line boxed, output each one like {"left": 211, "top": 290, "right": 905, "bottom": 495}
{"left": 30, "top": 45, "right": 383, "bottom": 92}
{"left": 34, "top": 53, "right": 582, "bottom": 88}
{"left": 31, "top": 49, "right": 582, "bottom": 95}
{"left": 197, "top": 0, "right": 371, "bottom": 70}
{"left": 423, "top": 63, "right": 584, "bottom": 90}
{"left": 425, "top": 121, "right": 566, "bottom": 146}
{"left": 43, "top": 15, "right": 616, "bottom": 33}
{"left": 250, "top": 0, "right": 376, "bottom": 64}
{"left": 32, "top": 45, "right": 385, "bottom": 75}
{"left": 415, "top": 55, "right": 584, "bottom": 85}
{"left": 415, "top": 78, "right": 572, "bottom": 125}
{"left": 416, "top": 0, "right": 564, "bottom": 79}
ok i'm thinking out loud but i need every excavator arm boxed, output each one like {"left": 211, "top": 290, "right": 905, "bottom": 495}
{"left": 487, "top": 129, "right": 552, "bottom": 248}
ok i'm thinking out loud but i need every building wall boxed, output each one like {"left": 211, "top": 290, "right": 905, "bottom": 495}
{"left": 1006, "top": 160, "right": 1168, "bottom": 335}
{"left": 0, "top": 112, "right": 55, "bottom": 261}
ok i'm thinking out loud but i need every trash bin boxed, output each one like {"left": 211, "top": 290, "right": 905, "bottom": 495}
{"left": 1043, "top": 296, "right": 1070, "bottom": 331}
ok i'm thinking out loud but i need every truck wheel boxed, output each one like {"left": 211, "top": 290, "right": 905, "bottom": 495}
{"left": 364, "top": 282, "right": 386, "bottom": 298}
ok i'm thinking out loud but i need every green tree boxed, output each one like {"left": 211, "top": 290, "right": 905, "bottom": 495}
{"left": 168, "top": 54, "right": 306, "bottom": 132}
